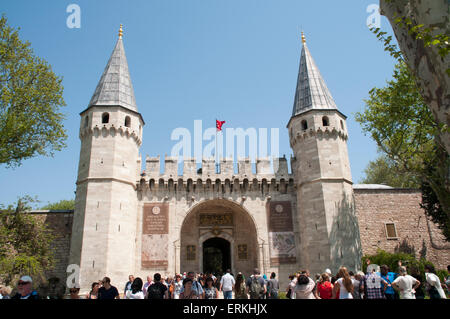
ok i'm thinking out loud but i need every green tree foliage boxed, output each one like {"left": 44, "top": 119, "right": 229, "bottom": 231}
{"left": 360, "top": 155, "right": 420, "bottom": 188}
{"left": 0, "top": 15, "right": 66, "bottom": 167}
{"left": 356, "top": 62, "right": 450, "bottom": 241}
{"left": 0, "top": 197, "right": 56, "bottom": 286}
{"left": 41, "top": 199, "right": 74, "bottom": 210}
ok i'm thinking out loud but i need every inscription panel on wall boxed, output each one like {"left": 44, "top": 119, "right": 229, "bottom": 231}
{"left": 238, "top": 244, "right": 248, "bottom": 260}
{"left": 186, "top": 245, "right": 196, "bottom": 261}
{"left": 141, "top": 203, "right": 169, "bottom": 269}
{"left": 267, "top": 201, "right": 296, "bottom": 265}
{"left": 199, "top": 213, "right": 233, "bottom": 226}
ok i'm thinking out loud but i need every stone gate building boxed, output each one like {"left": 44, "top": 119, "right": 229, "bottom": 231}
{"left": 59, "top": 28, "right": 448, "bottom": 293}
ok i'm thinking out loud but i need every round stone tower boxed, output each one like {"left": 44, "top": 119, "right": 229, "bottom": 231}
{"left": 287, "top": 33, "right": 362, "bottom": 274}
{"left": 69, "top": 25, "right": 144, "bottom": 291}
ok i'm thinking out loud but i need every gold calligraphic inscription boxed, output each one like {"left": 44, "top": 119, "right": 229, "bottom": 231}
{"left": 238, "top": 244, "right": 248, "bottom": 260}
{"left": 199, "top": 213, "right": 233, "bottom": 226}
{"left": 186, "top": 245, "right": 196, "bottom": 261}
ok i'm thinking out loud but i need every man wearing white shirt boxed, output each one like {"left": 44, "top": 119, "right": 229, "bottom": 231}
{"left": 220, "top": 269, "right": 235, "bottom": 299}
{"left": 392, "top": 266, "right": 420, "bottom": 299}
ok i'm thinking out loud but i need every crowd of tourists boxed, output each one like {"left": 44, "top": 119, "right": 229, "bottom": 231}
{"left": 1, "top": 263, "right": 449, "bottom": 300}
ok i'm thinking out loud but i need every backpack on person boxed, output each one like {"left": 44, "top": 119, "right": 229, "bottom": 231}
{"left": 249, "top": 276, "right": 263, "bottom": 299}
{"left": 147, "top": 283, "right": 163, "bottom": 299}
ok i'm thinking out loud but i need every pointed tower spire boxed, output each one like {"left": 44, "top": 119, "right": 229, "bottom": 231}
{"left": 88, "top": 24, "right": 138, "bottom": 112}
{"left": 292, "top": 33, "right": 337, "bottom": 117}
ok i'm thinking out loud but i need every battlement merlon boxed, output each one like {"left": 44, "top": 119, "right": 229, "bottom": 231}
{"left": 140, "top": 155, "right": 292, "bottom": 184}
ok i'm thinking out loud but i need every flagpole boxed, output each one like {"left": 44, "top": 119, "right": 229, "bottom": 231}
{"left": 215, "top": 118, "right": 219, "bottom": 174}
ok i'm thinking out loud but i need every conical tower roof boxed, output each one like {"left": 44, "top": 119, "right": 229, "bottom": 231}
{"left": 292, "top": 33, "right": 337, "bottom": 117}
{"left": 88, "top": 25, "right": 138, "bottom": 112}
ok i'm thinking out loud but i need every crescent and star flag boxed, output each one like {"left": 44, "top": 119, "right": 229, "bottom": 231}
{"left": 216, "top": 120, "right": 226, "bottom": 131}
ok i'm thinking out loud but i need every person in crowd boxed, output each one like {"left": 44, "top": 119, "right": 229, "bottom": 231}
{"left": 391, "top": 266, "right": 420, "bottom": 299}
{"left": 361, "top": 264, "right": 388, "bottom": 299}
{"left": 262, "top": 274, "right": 269, "bottom": 299}
{"left": 409, "top": 266, "right": 425, "bottom": 299}
{"left": 295, "top": 274, "right": 316, "bottom": 299}
{"left": 69, "top": 287, "right": 81, "bottom": 299}
{"left": 301, "top": 269, "right": 320, "bottom": 299}
{"left": 219, "top": 269, "right": 235, "bottom": 300}
{"left": 0, "top": 286, "right": 12, "bottom": 299}
{"left": 86, "top": 282, "right": 100, "bottom": 299}
{"left": 267, "top": 272, "right": 279, "bottom": 299}
{"left": 204, "top": 277, "right": 219, "bottom": 299}
{"left": 180, "top": 271, "right": 204, "bottom": 299}
{"left": 329, "top": 274, "right": 339, "bottom": 299}
{"left": 286, "top": 274, "right": 297, "bottom": 299}
{"left": 179, "top": 278, "right": 199, "bottom": 299}
{"left": 11, "top": 276, "right": 39, "bottom": 299}
{"left": 353, "top": 272, "right": 365, "bottom": 299}
{"left": 171, "top": 274, "right": 183, "bottom": 299}
{"left": 379, "top": 265, "right": 398, "bottom": 299}
{"left": 315, "top": 274, "right": 321, "bottom": 285}
{"left": 146, "top": 273, "right": 168, "bottom": 299}
{"left": 317, "top": 273, "right": 333, "bottom": 299}
{"left": 123, "top": 275, "right": 134, "bottom": 298}
{"left": 332, "top": 267, "right": 354, "bottom": 299}
{"left": 445, "top": 265, "right": 450, "bottom": 295}
{"left": 198, "top": 273, "right": 205, "bottom": 288}
{"left": 126, "top": 277, "right": 144, "bottom": 299}
{"left": 98, "top": 277, "right": 119, "bottom": 299}
{"left": 246, "top": 268, "right": 266, "bottom": 299}
{"left": 143, "top": 276, "right": 153, "bottom": 297}
{"left": 234, "top": 272, "right": 248, "bottom": 299}
{"left": 424, "top": 264, "right": 447, "bottom": 299}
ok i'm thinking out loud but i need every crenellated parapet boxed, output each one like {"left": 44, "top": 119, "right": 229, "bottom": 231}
{"left": 79, "top": 124, "right": 143, "bottom": 146}
{"left": 290, "top": 125, "right": 348, "bottom": 148}
{"left": 137, "top": 155, "right": 295, "bottom": 197}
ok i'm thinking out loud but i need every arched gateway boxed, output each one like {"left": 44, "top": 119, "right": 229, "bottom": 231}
{"left": 180, "top": 199, "right": 259, "bottom": 275}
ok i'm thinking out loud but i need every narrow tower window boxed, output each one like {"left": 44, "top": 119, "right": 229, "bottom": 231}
{"left": 340, "top": 120, "right": 344, "bottom": 130}
{"left": 125, "top": 116, "right": 131, "bottom": 128}
{"left": 322, "top": 116, "right": 329, "bottom": 127}
{"left": 301, "top": 120, "right": 308, "bottom": 130}
{"left": 84, "top": 116, "right": 89, "bottom": 128}
{"left": 102, "top": 112, "right": 110, "bottom": 124}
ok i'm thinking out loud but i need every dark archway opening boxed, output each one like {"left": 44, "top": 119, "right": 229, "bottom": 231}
{"left": 203, "top": 237, "right": 231, "bottom": 275}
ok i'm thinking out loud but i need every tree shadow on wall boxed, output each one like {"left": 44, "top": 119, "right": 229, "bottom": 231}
{"left": 329, "top": 193, "right": 363, "bottom": 273}
{"left": 394, "top": 238, "right": 427, "bottom": 260}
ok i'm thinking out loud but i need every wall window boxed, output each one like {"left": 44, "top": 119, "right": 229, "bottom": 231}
{"left": 385, "top": 223, "right": 398, "bottom": 239}
{"left": 125, "top": 116, "right": 131, "bottom": 128}
{"left": 102, "top": 112, "right": 109, "bottom": 124}
{"left": 301, "top": 120, "right": 308, "bottom": 130}
{"left": 322, "top": 116, "right": 329, "bottom": 127}
{"left": 84, "top": 116, "right": 89, "bottom": 128}
{"left": 340, "top": 120, "right": 344, "bottom": 130}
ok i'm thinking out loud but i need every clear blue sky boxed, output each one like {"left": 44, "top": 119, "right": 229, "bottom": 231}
{"left": 0, "top": 0, "right": 396, "bottom": 207}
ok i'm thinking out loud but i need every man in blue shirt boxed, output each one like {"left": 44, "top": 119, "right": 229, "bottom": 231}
{"left": 378, "top": 265, "right": 398, "bottom": 299}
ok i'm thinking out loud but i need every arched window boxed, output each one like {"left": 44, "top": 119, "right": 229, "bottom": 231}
{"left": 84, "top": 116, "right": 89, "bottom": 128}
{"left": 102, "top": 113, "right": 109, "bottom": 124}
{"left": 340, "top": 120, "right": 344, "bottom": 130}
{"left": 125, "top": 116, "right": 131, "bottom": 128}
{"left": 322, "top": 116, "right": 329, "bottom": 127}
{"left": 301, "top": 120, "right": 308, "bottom": 130}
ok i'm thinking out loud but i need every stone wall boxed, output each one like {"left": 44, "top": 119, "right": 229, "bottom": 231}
{"left": 354, "top": 188, "right": 450, "bottom": 270}
{"left": 26, "top": 211, "right": 73, "bottom": 297}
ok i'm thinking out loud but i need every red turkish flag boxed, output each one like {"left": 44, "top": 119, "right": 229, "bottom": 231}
{"left": 216, "top": 120, "right": 226, "bottom": 131}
